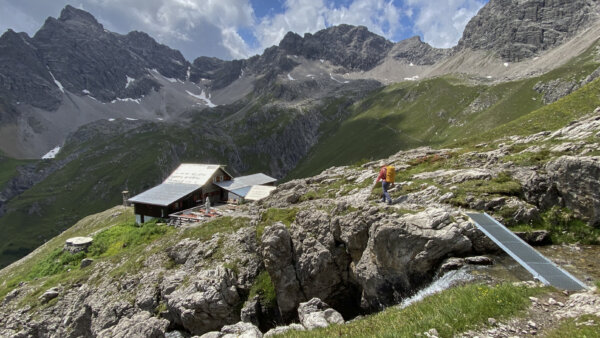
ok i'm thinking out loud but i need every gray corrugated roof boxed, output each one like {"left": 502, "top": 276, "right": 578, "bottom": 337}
{"left": 229, "top": 186, "right": 253, "bottom": 198}
{"left": 128, "top": 183, "right": 200, "bottom": 206}
{"left": 215, "top": 173, "right": 276, "bottom": 191}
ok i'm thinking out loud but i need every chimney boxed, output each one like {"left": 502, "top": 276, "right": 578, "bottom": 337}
{"left": 122, "top": 190, "right": 130, "bottom": 206}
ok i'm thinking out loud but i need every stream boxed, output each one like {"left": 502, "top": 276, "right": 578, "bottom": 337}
{"left": 399, "top": 244, "right": 600, "bottom": 308}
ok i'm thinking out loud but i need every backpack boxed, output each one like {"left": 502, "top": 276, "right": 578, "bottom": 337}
{"left": 385, "top": 165, "right": 395, "bottom": 183}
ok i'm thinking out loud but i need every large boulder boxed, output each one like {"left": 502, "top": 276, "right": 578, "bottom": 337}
{"left": 164, "top": 267, "right": 241, "bottom": 335}
{"left": 523, "top": 156, "right": 600, "bottom": 226}
{"left": 354, "top": 208, "right": 472, "bottom": 310}
{"left": 297, "top": 298, "right": 344, "bottom": 330}
{"left": 546, "top": 156, "right": 600, "bottom": 227}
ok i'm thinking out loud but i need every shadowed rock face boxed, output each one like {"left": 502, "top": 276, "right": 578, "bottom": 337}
{"left": 0, "top": 5, "right": 188, "bottom": 109}
{"left": 278, "top": 24, "right": 394, "bottom": 71}
{"left": 457, "top": 0, "right": 600, "bottom": 61}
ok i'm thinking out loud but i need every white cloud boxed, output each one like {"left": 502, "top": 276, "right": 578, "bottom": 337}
{"left": 253, "top": 0, "right": 407, "bottom": 53}
{"left": 255, "top": 0, "right": 328, "bottom": 51}
{"left": 0, "top": 0, "right": 487, "bottom": 60}
{"left": 88, "top": 0, "right": 256, "bottom": 58}
{"left": 406, "top": 0, "right": 486, "bottom": 48}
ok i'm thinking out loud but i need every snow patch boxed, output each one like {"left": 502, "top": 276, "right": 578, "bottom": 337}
{"left": 503, "top": 62, "right": 509, "bottom": 67}
{"left": 320, "top": 59, "right": 324, "bottom": 63}
{"left": 306, "top": 74, "right": 315, "bottom": 78}
{"left": 409, "top": 62, "right": 414, "bottom": 67}
{"left": 125, "top": 75, "right": 135, "bottom": 88}
{"left": 108, "top": 118, "right": 116, "bottom": 122}
{"left": 172, "top": 59, "right": 183, "bottom": 66}
{"left": 126, "top": 117, "right": 138, "bottom": 121}
{"left": 42, "top": 146, "right": 61, "bottom": 159}
{"left": 186, "top": 90, "right": 217, "bottom": 108}
{"left": 486, "top": 75, "right": 492, "bottom": 79}
{"left": 403, "top": 75, "right": 420, "bottom": 81}
{"left": 239, "top": 69, "right": 245, "bottom": 79}
{"left": 329, "top": 73, "right": 349, "bottom": 84}
{"left": 287, "top": 73, "right": 295, "bottom": 81}
{"left": 111, "top": 97, "right": 141, "bottom": 104}
{"left": 82, "top": 89, "right": 90, "bottom": 94}
{"left": 148, "top": 68, "right": 177, "bottom": 83}
{"left": 48, "top": 71, "right": 64, "bottom": 93}
{"left": 186, "top": 66, "right": 191, "bottom": 81}
{"left": 157, "top": 117, "right": 164, "bottom": 121}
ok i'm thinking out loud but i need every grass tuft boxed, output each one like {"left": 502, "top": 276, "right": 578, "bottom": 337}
{"left": 281, "top": 283, "right": 544, "bottom": 337}
{"left": 544, "top": 314, "right": 600, "bottom": 338}
{"left": 248, "top": 271, "right": 277, "bottom": 308}
{"left": 256, "top": 208, "right": 298, "bottom": 240}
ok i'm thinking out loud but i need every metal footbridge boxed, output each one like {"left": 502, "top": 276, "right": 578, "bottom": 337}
{"left": 466, "top": 212, "right": 587, "bottom": 291}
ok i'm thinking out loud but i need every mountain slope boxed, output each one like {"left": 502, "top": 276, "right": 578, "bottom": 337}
{"left": 288, "top": 41, "right": 600, "bottom": 179}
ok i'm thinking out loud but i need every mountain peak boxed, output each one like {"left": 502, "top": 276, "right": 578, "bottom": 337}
{"left": 457, "top": 0, "right": 600, "bottom": 61}
{"left": 58, "top": 5, "right": 102, "bottom": 28}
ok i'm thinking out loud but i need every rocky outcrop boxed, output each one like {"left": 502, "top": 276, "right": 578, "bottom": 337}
{"left": 261, "top": 204, "right": 474, "bottom": 318}
{"left": 200, "top": 321, "right": 263, "bottom": 338}
{"left": 354, "top": 208, "right": 472, "bottom": 310}
{"left": 97, "top": 312, "right": 170, "bottom": 338}
{"left": 457, "top": 0, "right": 600, "bottom": 61}
{"left": 521, "top": 155, "right": 600, "bottom": 226}
{"left": 390, "top": 36, "right": 450, "bottom": 65}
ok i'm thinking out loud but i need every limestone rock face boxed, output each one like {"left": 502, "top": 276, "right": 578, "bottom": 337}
{"left": 523, "top": 156, "right": 600, "bottom": 226}
{"left": 200, "top": 321, "right": 263, "bottom": 338}
{"left": 354, "top": 208, "right": 472, "bottom": 310}
{"left": 546, "top": 156, "right": 600, "bottom": 226}
{"left": 97, "top": 312, "right": 170, "bottom": 338}
{"left": 457, "top": 0, "right": 600, "bottom": 61}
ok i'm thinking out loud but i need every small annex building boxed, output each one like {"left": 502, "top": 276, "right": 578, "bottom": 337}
{"left": 128, "top": 164, "right": 232, "bottom": 224}
{"left": 215, "top": 173, "right": 277, "bottom": 204}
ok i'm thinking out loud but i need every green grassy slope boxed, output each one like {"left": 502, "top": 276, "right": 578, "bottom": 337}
{"left": 288, "top": 42, "right": 600, "bottom": 179}
{"left": 0, "top": 122, "right": 232, "bottom": 268}
{"left": 0, "top": 155, "right": 31, "bottom": 190}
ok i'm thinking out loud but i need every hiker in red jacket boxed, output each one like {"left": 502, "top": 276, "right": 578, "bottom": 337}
{"left": 375, "top": 165, "right": 393, "bottom": 204}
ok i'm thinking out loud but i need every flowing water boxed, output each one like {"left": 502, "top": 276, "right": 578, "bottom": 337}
{"left": 399, "top": 244, "right": 600, "bottom": 308}
{"left": 399, "top": 268, "right": 474, "bottom": 308}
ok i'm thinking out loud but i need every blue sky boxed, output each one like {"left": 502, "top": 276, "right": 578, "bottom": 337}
{"left": 0, "top": 0, "right": 488, "bottom": 61}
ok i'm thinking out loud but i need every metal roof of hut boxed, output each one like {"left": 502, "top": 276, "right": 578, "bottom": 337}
{"left": 164, "top": 164, "right": 227, "bottom": 186}
{"left": 128, "top": 183, "right": 199, "bottom": 206}
{"left": 215, "top": 173, "right": 276, "bottom": 192}
{"left": 245, "top": 185, "right": 277, "bottom": 201}
{"left": 128, "top": 164, "right": 230, "bottom": 206}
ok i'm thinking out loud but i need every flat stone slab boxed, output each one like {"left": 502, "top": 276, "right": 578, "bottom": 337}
{"left": 66, "top": 237, "right": 93, "bottom": 246}
{"left": 64, "top": 237, "right": 93, "bottom": 254}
